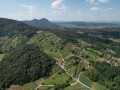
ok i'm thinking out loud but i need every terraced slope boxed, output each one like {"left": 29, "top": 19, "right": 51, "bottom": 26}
{"left": 27, "top": 31, "right": 99, "bottom": 90}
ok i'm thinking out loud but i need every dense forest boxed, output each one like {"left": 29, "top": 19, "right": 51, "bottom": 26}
{"left": 0, "top": 18, "right": 38, "bottom": 37}
{"left": 0, "top": 18, "right": 120, "bottom": 90}
{"left": 85, "top": 61, "right": 120, "bottom": 89}
{"left": 49, "top": 29, "right": 80, "bottom": 44}
{"left": 0, "top": 44, "right": 55, "bottom": 89}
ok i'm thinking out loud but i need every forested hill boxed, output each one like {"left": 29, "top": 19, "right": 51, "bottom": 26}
{"left": 23, "top": 18, "right": 58, "bottom": 28}
{"left": 0, "top": 44, "right": 56, "bottom": 89}
{"left": 0, "top": 18, "right": 56, "bottom": 89}
{"left": 0, "top": 18, "right": 120, "bottom": 90}
{"left": 0, "top": 18, "right": 39, "bottom": 52}
{"left": 0, "top": 18, "right": 38, "bottom": 37}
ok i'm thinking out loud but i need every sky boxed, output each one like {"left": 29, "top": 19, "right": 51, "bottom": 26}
{"left": 0, "top": 0, "right": 120, "bottom": 21}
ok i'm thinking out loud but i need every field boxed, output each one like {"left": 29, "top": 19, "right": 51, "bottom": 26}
{"left": 0, "top": 54, "right": 4, "bottom": 62}
{"left": 82, "top": 50, "right": 100, "bottom": 62}
{"left": 93, "top": 82, "right": 109, "bottom": 90}
{"left": 1, "top": 25, "right": 120, "bottom": 90}
{"left": 43, "top": 70, "right": 75, "bottom": 85}
{"left": 7, "top": 78, "right": 44, "bottom": 90}
{"left": 75, "top": 63, "right": 82, "bottom": 78}
{"left": 79, "top": 73, "right": 92, "bottom": 88}
{"left": 64, "top": 83, "right": 89, "bottom": 90}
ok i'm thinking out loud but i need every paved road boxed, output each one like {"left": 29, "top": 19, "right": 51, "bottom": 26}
{"left": 57, "top": 50, "right": 93, "bottom": 90}
{"left": 58, "top": 63, "right": 93, "bottom": 90}
{"left": 59, "top": 53, "right": 65, "bottom": 63}
{"left": 36, "top": 49, "right": 93, "bottom": 90}
{"left": 70, "top": 82, "right": 78, "bottom": 86}
{"left": 77, "top": 72, "right": 93, "bottom": 90}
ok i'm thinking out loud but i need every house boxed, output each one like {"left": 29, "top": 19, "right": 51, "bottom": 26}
{"left": 72, "top": 59, "right": 75, "bottom": 63}
{"left": 112, "top": 57, "right": 115, "bottom": 60}
{"left": 80, "top": 59, "right": 84, "bottom": 63}
{"left": 55, "top": 62, "right": 58, "bottom": 64}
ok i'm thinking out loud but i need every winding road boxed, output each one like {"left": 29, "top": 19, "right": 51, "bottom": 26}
{"left": 58, "top": 49, "right": 93, "bottom": 90}
{"left": 57, "top": 55, "right": 93, "bottom": 90}
{"left": 36, "top": 49, "right": 93, "bottom": 90}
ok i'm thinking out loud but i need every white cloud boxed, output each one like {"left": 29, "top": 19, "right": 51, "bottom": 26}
{"left": 51, "top": 0, "right": 68, "bottom": 10}
{"left": 99, "top": 0, "right": 109, "bottom": 3}
{"left": 50, "top": 10, "right": 66, "bottom": 14}
{"left": 51, "top": 0, "right": 68, "bottom": 14}
{"left": 109, "top": 8, "right": 112, "bottom": 10}
{"left": 1, "top": 11, "right": 49, "bottom": 20}
{"left": 86, "top": 0, "right": 96, "bottom": 4}
{"left": 90, "top": 7, "right": 99, "bottom": 10}
{"left": 103, "top": 8, "right": 112, "bottom": 11}
{"left": 77, "top": 11, "right": 81, "bottom": 15}
{"left": 90, "top": 7, "right": 112, "bottom": 11}
{"left": 1, "top": 5, "right": 38, "bottom": 20}
{"left": 86, "top": 0, "right": 110, "bottom": 4}
{"left": 21, "top": 4, "right": 37, "bottom": 13}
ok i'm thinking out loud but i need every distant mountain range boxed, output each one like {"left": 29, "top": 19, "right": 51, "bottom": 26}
{"left": 55, "top": 21, "right": 120, "bottom": 26}
{"left": 23, "top": 18, "right": 59, "bottom": 28}
{"left": 0, "top": 17, "right": 120, "bottom": 90}
{"left": 54, "top": 21, "right": 120, "bottom": 29}
{"left": 0, "top": 18, "right": 38, "bottom": 37}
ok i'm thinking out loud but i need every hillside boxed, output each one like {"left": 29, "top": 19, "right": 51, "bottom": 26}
{"left": 27, "top": 29, "right": 120, "bottom": 90}
{"left": 0, "top": 18, "right": 38, "bottom": 52}
{"left": 0, "top": 18, "right": 38, "bottom": 37}
{"left": 56, "top": 22, "right": 120, "bottom": 29}
{"left": 23, "top": 18, "right": 58, "bottom": 28}
{"left": 0, "top": 18, "right": 120, "bottom": 90}
{"left": 0, "top": 44, "right": 56, "bottom": 89}
{"left": 28, "top": 28, "right": 120, "bottom": 90}
{"left": 0, "top": 18, "right": 57, "bottom": 90}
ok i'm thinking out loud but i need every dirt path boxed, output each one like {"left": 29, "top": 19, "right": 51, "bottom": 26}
{"left": 70, "top": 82, "right": 78, "bottom": 86}
{"left": 58, "top": 49, "right": 93, "bottom": 90}
{"left": 77, "top": 72, "right": 93, "bottom": 90}
{"left": 36, "top": 49, "right": 93, "bottom": 90}
{"left": 57, "top": 52, "right": 93, "bottom": 90}
{"left": 58, "top": 62, "right": 93, "bottom": 90}
{"left": 35, "top": 85, "right": 54, "bottom": 89}
{"left": 58, "top": 53, "right": 65, "bottom": 63}
{"left": 64, "top": 54, "right": 74, "bottom": 59}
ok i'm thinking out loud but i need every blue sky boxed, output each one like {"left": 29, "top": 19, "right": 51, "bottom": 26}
{"left": 0, "top": 0, "right": 120, "bottom": 21}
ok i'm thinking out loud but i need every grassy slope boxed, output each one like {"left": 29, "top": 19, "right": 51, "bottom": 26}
{"left": 79, "top": 73, "right": 92, "bottom": 88}
{"left": 7, "top": 78, "right": 44, "bottom": 90}
{"left": 0, "top": 54, "right": 4, "bottom": 62}
{"left": 28, "top": 30, "right": 111, "bottom": 90}
{"left": 43, "top": 71, "right": 75, "bottom": 85}
{"left": 93, "top": 82, "right": 109, "bottom": 90}
{"left": 64, "top": 83, "right": 88, "bottom": 90}
{"left": 28, "top": 31, "right": 77, "bottom": 62}
{"left": 0, "top": 35, "right": 27, "bottom": 52}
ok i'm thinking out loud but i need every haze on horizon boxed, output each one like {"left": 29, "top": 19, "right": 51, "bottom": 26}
{"left": 0, "top": 0, "right": 120, "bottom": 21}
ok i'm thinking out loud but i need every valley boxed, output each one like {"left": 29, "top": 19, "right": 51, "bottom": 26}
{"left": 0, "top": 18, "right": 120, "bottom": 90}
{"left": 0, "top": 0, "right": 120, "bottom": 90}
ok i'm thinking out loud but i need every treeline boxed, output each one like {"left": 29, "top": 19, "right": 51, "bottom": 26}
{"left": 85, "top": 61, "right": 120, "bottom": 89}
{"left": 48, "top": 28, "right": 120, "bottom": 57}
{"left": 76, "top": 28, "right": 120, "bottom": 57}
{"left": 49, "top": 29, "right": 80, "bottom": 44}
{"left": 0, "top": 18, "right": 38, "bottom": 37}
{"left": 0, "top": 44, "right": 55, "bottom": 89}
{"left": 54, "top": 81, "right": 70, "bottom": 90}
{"left": 0, "top": 18, "right": 40, "bottom": 53}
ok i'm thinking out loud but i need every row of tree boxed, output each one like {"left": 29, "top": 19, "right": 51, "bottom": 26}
{"left": 85, "top": 61, "right": 120, "bottom": 89}
{"left": 0, "top": 44, "right": 56, "bottom": 89}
